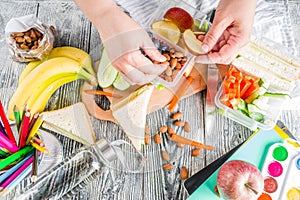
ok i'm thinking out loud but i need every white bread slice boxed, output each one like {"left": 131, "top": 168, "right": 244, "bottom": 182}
{"left": 41, "top": 102, "right": 96, "bottom": 145}
{"left": 111, "top": 85, "right": 154, "bottom": 152}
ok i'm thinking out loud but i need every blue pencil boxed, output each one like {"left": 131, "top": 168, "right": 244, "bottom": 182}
{"left": 0, "top": 163, "right": 33, "bottom": 195}
{"left": 0, "top": 151, "right": 33, "bottom": 183}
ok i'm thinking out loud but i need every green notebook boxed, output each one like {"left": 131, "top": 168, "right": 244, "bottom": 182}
{"left": 187, "top": 126, "right": 296, "bottom": 200}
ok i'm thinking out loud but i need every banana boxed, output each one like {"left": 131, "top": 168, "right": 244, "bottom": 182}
{"left": 18, "top": 46, "right": 95, "bottom": 84}
{"left": 8, "top": 57, "right": 97, "bottom": 120}
{"left": 19, "top": 60, "right": 42, "bottom": 84}
{"left": 26, "top": 75, "right": 78, "bottom": 115}
{"left": 48, "top": 46, "right": 95, "bottom": 76}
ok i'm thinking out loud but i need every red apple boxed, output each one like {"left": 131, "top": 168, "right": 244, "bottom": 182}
{"left": 163, "top": 7, "right": 194, "bottom": 32}
{"left": 216, "top": 160, "right": 264, "bottom": 200}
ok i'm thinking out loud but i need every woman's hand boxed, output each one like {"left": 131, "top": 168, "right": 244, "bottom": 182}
{"left": 74, "top": 0, "right": 166, "bottom": 85}
{"left": 195, "top": 0, "right": 257, "bottom": 64}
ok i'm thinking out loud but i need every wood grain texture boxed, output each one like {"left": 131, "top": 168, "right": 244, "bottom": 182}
{"left": 0, "top": 0, "right": 300, "bottom": 199}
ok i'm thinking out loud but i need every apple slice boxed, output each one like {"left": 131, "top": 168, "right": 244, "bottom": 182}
{"left": 151, "top": 20, "right": 181, "bottom": 44}
{"left": 183, "top": 29, "right": 205, "bottom": 55}
{"left": 163, "top": 7, "right": 194, "bottom": 32}
{"left": 216, "top": 160, "right": 264, "bottom": 200}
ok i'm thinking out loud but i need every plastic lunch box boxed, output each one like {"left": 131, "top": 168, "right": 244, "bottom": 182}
{"left": 144, "top": 0, "right": 210, "bottom": 88}
{"left": 214, "top": 37, "right": 299, "bottom": 130}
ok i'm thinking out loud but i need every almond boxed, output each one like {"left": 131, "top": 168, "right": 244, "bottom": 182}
{"left": 144, "top": 134, "right": 151, "bottom": 145}
{"left": 172, "top": 112, "right": 182, "bottom": 120}
{"left": 174, "top": 120, "right": 185, "bottom": 127}
{"left": 159, "top": 126, "right": 168, "bottom": 133}
{"left": 162, "top": 163, "right": 173, "bottom": 170}
{"left": 145, "top": 125, "right": 150, "bottom": 135}
{"left": 167, "top": 126, "right": 175, "bottom": 135}
{"left": 161, "top": 150, "right": 170, "bottom": 161}
{"left": 154, "top": 133, "right": 162, "bottom": 144}
{"left": 180, "top": 166, "right": 188, "bottom": 180}
{"left": 184, "top": 122, "right": 190, "bottom": 132}
{"left": 191, "top": 148, "right": 201, "bottom": 157}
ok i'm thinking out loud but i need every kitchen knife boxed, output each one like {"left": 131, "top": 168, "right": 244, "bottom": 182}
{"left": 205, "top": 63, "right": 220, "bottom": 134}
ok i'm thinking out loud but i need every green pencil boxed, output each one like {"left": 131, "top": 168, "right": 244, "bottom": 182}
{"left": 0, "top": 146, "right": 33, "bottom": 171}
{"left": 13, "top": 105, "right": 21, "bottom": 131}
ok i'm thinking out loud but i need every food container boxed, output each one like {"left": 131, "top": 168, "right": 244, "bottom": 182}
{"left": 149, "top": 31, "right": 194, "bottom": 88}
{"left": 144, "top": 0, "right": 210, "bottom": 87}
{"left": 215, "top": 37, "right": 299, "bottom": 130}
{"left": 5, "top": 14, "right": 55, "bottom": 62}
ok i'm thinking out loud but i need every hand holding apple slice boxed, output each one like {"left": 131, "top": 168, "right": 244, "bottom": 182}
{"left": 216, "top": 160, "right": 264, "bottom": 200}
{"left": 183, "top": 29, "right": 205, "bottom": 55}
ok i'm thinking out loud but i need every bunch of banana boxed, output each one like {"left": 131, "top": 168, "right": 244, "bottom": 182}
{"left": 8, "top": 46, "right": 97, "bottom": 120}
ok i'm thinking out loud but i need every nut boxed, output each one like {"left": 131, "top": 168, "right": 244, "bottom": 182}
{"left": 145, "top": 125, "right": 150, "bottom": 135}
{"left": 184, "top": 122, "right": 190, "bottom": 132}
{"left": 191, "top": 148, "right": 201, "bottom": 157}
{"left": 172, "top": 112, "right": 182, "bottom": 120}
{"left": 180, "top": 166, "right": 188, "bottom": 180}
{"left": 174, "top": 120, "right": 185, "bottom": 127}
{"left": 159, "top": 126, "right": 168, "bottom": 133}
{"left": 10, "top": 28, "right": 45, "bottom": 51}
{"left": 144, "top": 134, "right": 151, "bottom": 145}
{"left": 167, "top": 126, "right": 175, "bottom": 135}
{"left": 161, "top": 150, "right": 170, "bottom": 161}
{"left": 154, "top": 133, "right": 162, "bottom": 144}
{"left": 162, "top": 163, "right": 173, "bottom": 170}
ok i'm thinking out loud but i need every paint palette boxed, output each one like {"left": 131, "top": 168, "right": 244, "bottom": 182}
{"left": 259, "top": 141, "right": 300, "bottom": 200}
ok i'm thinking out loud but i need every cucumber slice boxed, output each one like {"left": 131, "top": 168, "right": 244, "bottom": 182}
{"left": 113, "top": 73, "right": 130, "bottom": 91}
{"left": 97, "top": 48, "right": 118, "bottom": 88}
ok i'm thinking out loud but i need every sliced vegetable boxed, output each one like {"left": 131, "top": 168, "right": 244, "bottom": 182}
{"left": 113, "top": 73, "right": 130, "bottom": 91}
{"left": 97, "top": 48, "right": 118, "bottom": 88}
{"left": 220, "top": 65, "right": 289, "bottom": 123}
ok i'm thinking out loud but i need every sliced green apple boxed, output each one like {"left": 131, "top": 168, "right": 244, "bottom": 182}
{"left": 183, "top": 29, "right": 205, "bottom": 55}
{"left": 151, "top": 20, "right": 181, "bottom": 44}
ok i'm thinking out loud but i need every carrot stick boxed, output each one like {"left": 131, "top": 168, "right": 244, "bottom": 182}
{"left": 170, "top": 133, "right": 214, "bottom": 151}
{"left": 168, "top": 76, "right": 194, "bottom": 111}
{"left": 84, "top": 90, "right": 122, "bottom": 98}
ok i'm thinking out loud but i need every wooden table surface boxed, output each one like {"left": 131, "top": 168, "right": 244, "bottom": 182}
{"left": 0, "top": 0, "right": 299, "bottom": 199}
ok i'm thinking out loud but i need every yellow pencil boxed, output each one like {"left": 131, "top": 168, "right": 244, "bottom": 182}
{"left": 30, "top": 141, "right": 50, "bottom": 155}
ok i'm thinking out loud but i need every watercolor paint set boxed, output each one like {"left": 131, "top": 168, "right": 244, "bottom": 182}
{"left": 260, "top": 141, "right": 300, "bottom": 200}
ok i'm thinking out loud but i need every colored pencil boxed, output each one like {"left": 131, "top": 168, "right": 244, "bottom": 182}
{"left": 30, "top": 141, "right": 50, "bottom": 155}
{"left": 31, "top": 136, "right": 45, "bottom": 147}
{"left": 0, "top": 148, "right": 8, "bottom": 158}
{"left": 0, "top": 129, "right": 19, "bottom": 153}
{"left": 31, "top": 149, "right": 38, "bottom": 182}
{"left": 0, "top": 151, "right": 33, "bottom": 183}
{"left": 0, "top": 101, "right": 16, "bottom": 145}
{"left": 13, "top": 105, "right": 21, "bottom": 131}
{"left": 0, "top": 163, "right": 33, "bottom": 195}
{"left": 18, "top": 111, "right": 31, "bottom": 148}
{"left": 28, "top": 112, "right": 39, "bottom": 133}
{"left": 26, "top": 115, "right": 43, "bottom": 144}
{"left": 0, "top": 122, "right": 6, "bottom": 138}
{"left": 0, "top": 154, "right": 33, "bottom": 188}
{"left": 0, "top": 146, "right": 33, "bottom": 171}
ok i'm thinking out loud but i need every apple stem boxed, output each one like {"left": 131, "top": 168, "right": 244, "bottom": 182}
{"left": 244, "top": 183, "right": 258, "bottom": 195}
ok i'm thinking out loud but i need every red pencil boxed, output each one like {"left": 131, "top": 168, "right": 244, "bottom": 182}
{"left": 18, "top": 110, "right": 31, "bottom": 148}
{"left": 0, "top": 101, "right": 16, "bottom": 145}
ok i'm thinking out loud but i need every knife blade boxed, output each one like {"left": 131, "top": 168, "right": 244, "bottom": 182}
{"left": 205, "top": 63, "right": 219, "bottom": 133}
